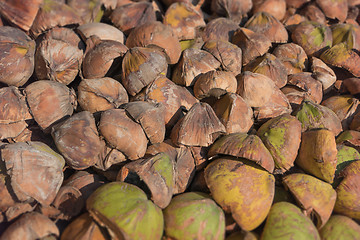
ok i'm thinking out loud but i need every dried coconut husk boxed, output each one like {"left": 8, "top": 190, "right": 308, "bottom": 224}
{"left": 331, "top": 23, "right": 360, "bottom": 51}
{"left": 110, "top": 1, "right": 156, "bottom": 35}
{"left": 121, "top": 47, "right": 168, "bottom": 96}
{"left": 146, "top": 140, "right": 195, "bottom": 194}
{"left": 0, "top": 212, "right": 59, "bottom": 240}
{"left": 311, "top": 57, "right": 337, "bottom": 92}
{"left": 333, "top": 160, "right": 360, "bottom": 220}
{"left": 202, "top": 40, "right": 242, "bottom": 76}
{"left": 0, "top": 87, "right": 32, "bottom": 140}
{"left": 77, "top": 22, "right": 125, "bottom": 44}
{"left": 30, "top": 0, "right": 82, "bottom": 38}
{"left": 321, "top": 95, "right": 359, "bottom": 130}
{"left": 296, "top": 128, "right": 338, "bottom": 183}
{"left": 254, "top": 87, "right": 292, "bottom": 121}
{"left": 95, "top": 146, "right": 127, "bottom": 171}
{"left": 208, "top": 133, "right": 275, "bottom": 172}
{"left": 236, "top": 71, "right": 275, "bottom": 108}
{"left": 1, "top": 141, "right": 65, "bottom": 206}
{"left": 52, "top": 111, "right": 105, "bottom": 170}
{"left": 0, "top": 0, "right": 42, "bottom": 31}
{"left": 282, "top": 12, "right": 307, "bottom": 33}
{"left": 82, "top": 36, "right": 128, "bottom": 79}
{"left": 163, "top": 2, "right": 205, "bottom": 41}
{"left": 77, "top": 77, "right": 128, "bottom": 113}
{"left": 231, "top": 28, "right": 271, "bottom": 66}
{"left": 336, "top": 130, "right": 360, "bottom": 153}
{"left": 193, "top": 70, "right": 237, "bottom": 100}
{"left": 212, "top": 93, "right": 254, "bottom": 134}
{"left": 300, "top": 3, "right": 326, "bottom": 25}
{"left": 99, "top": 108, "right": 148, "bottom": 160}
{"left": 295, "top": 100, "right": 343, "bottom": 136}
{"left": 145, "top": 76, "right": 198, "bottom": 128}
{"left": 61, "top": 213, "right": 108, "bottom": 240}
{"left": 122, "top": 101, "right": 165, "bottom": 144}
{"left": 244, "top": 12, "right": 288, "bottom": 43}
{"left": 118, "top": 152, "right": 175, "bottom": 209}
{"left": 25, "top": 80, "right": 77, "bottom": 132}
{"left": 41, "top": 185, "right": 84, "bottom": 220}
{"left": 35, "top": 27, "right": 84, "bottom": 85}
{"left": 291, "top": 21, "right": 332, "bottom": 57}
{"left": 0, "top": 26, "right": 35, "bottom": 87}
{"left": 252, "top": 0, "right": 286, "bottom": 21}
{"left": 171, "top": 102, "right": 226, "bottom": 147}
{"left": 284, "top": 72, "right": 323, "bottom": 105}
{"left": 273, "top": 43, "right": 308, "bottom": 75}
{"left": 283, "top": 173, "right": 337, "bottom": 228}
{"left": 211, "top": 0, "right": 252, "bottom": 24}
{"left": 172, "top": 48, "right": 220, "bottom": 86}
{"left": 244, "top": 53, "right": 288, "bottom": 88}
{"left": 126, "top": 21, "right": 181, "bottom": 64}
{"left": 343, "top": 78, "right": 360, "bottom": 95}
{"left": 285, "top": 0, "right": 309, "bottom": 8}
{"left": 320, "top": 43, "right": 360, "bottom": 78}
{"left": 202, "top": 17, "right": 240, "bottom": 42}
{"left": 67, "top": 0, "right": 103, "bottom": 24}
{"left": 316, "top": 0, "right": 348, "bottom": 22}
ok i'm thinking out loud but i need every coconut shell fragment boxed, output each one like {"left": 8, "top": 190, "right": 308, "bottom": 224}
{"left": 321, "top": 95, "right": 359, "bottom": 130}
{"left": 231, "top": 28, "right": 271, "bottom": 66}
{"left": 296, "top": 128, "right": 338, "bottom": 183}
{"left": 0, "top": 26, "right": 35, "bottom": 87}
{"left": 86, "top": 181, "right": 164, "bottom": 240}
{"left": 163, "top": 192, "right": 225, "bottom": 240}
{"left": 273, "top": 43, "right": 308, "bottom": 75}
{"left": 25, "top": 80, "right": 77, "bottom": 132}
{"left": 0, "top": 87, "right": 32, "bottom": 140}
{"left": 319, "top": 215, "right": 360, "bottom": 240}
{"left": 99, "top": 109, "right": 148, "bottom": 160}
{"left": 77, "top": 77, "right": 128, "bottom": 113}
{"left": 122, "top": 101, "right": 165, "bottom": 144}
{"left": 77, "top": 22, "right": 125, "bottom": 43}
{"left": 35, "top": 27, "right": 84, "bottom": 85}
{"left": 243, "top": 53, "right": 288, "bottom": 88}
{"left": 211, "top": 0, "right": 252, "bottom": 24}
{"left": 257, "top": 113, "right": 302, "bottom": 172}
{"left": 163, "top": 2, "right": 205, "bottom": 41}
{"left": 0, "top": 212, "right": 59, "bottom": 240}
{"left": 244, "top": 12, "right": 288, "bottom": 43}
{"left": 311, "top": 57, "right": 337, "bottom": 92}
{"left": 145, "top": 76, "right": 198, "bottom": 128}
{"left": 261, "top": 202, "right": 320, "bottom": 240}
{"left": 110, "top": 1, "right": 156, "bottom": 35}
{"left": 334, "top": 160, "right": 360, "bottom": 219}
{"left": 171, "top": 102, "right": 226, "bottom": 147}
{"left": 0, "top": 0, "right": 42, "bottom": 31}
{"left": 30, "top": 0, "right": 82, "bottom": 37}
{"left": 202, "top": 18, "right": 239, "bottom": 42}
{"left": 316, "top": 0, "right": 348, "bottom": 22}
{"left": 212, "top": 93, "right": 253, "bottom": 134}
{"left": 236, "top": 71, "right": 275, "bottom": 108}
{"left": 172, "top": 48, "right": 220, "bottom": 86}
{"left": 208, "top": 133, "right": 274, "bottom": 172}
{"left": 204, "top": 157, "right": 275, "bottom": 231}
{"left": 82, "top": 38, "right": 128, "bottom": 79}
{"left": 121, "top": 47, "right": 168, "bottom": 96}
{"left": 320, "top": 43, "right": 360, "bottom": 78}
{"left": 61, "top": 213, "right": 108, "bottom": 240}
{"left": 295, "top": 100, "right": 343, "bottom": 136}
{"left": 1, "top": 141, "right": 65, "bottom": 206}
{"left": 291, "top": 21, "right": 332, "bottom": 57}
{"left": 118, "top": 152, "right": 175, "bottom": 209}
{"left": 193, "top": 70, "right": 237, "bottom": 100}
{"left": 283, "top": 173, "right": 337, "bottom": 228}
{"left": 52, "top": 111, "right": 104, "bottom": 170}
{"left": 126, "top": 21, "right": 181, "bottom": 64}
